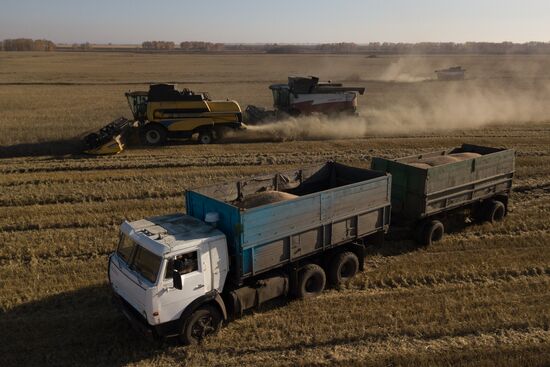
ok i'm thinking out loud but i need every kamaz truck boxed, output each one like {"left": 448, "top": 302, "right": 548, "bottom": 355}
{"left": 108, "top": 145, "right": 515, "bottom": 344}
{"left": 108, "top": 162, "right": 391, "bottom": 344}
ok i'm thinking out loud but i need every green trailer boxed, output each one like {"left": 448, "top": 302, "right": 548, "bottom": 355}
{"left": 372, "top": 144, "right": 515, "bottom": 245}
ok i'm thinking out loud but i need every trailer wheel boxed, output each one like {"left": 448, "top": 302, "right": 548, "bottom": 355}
{"left": 295, "top": 264, "right": 326, "bottom": 299}
{"left": 419, "top": 220, "right": 444, "bottom": 246}
{"left": 140, "top": 124, "right": 166, "bottom": 146}
{"left": 180, "top": 305, "right": 222, "bottom": 345}
{"left": 198, "top": 130, "right": 214, "bottom": 145}
{"left": 328, "top": 251, "right": 359, "bottom": 286}
{"left": 486, "top": 200, "right": 505, "bottom": 223}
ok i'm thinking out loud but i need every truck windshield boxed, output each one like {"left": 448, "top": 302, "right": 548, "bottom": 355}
{"left": 116, "top": 234, "right": 162, "bottom": 284}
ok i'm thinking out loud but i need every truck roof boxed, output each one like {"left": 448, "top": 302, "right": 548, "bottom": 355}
{"left": 122, "top": 213, "right": 225, "bottom": 255}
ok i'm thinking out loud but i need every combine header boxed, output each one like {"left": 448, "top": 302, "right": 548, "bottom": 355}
{"left": 83, "top": 117, "right": 134, "bottom": 155}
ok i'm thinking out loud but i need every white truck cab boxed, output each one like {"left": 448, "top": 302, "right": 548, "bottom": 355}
{"left": 108, "top": 213, "right": 229, "bottom": 342}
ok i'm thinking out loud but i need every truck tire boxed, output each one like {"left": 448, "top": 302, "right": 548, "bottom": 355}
{"left": 419, "top": 220, "right": 444, "bottom": 247}
{"left": 140, "top": 124, "right": 166, "bottom": 146}
{"left": 180, "top": 305, "right": 222, "bottom": 345}
{"left": 486, "top": 200, "right": 505, "bottom": 223}
{"left": 328, "top": 251, "right": 359, "bottom": 286}
{"left": 198, "top": 130, "right": 214, "bottom": 145}
{"left": 294, "top": 264, "right": 326, "bottom": 299}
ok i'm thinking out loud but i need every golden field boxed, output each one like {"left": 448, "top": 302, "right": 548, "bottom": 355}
{"left": 0, "top": 52, "right": 549, "bottom": 366}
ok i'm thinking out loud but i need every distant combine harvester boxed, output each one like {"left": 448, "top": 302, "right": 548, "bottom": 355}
{"left": 435, "top": 66, "right": 466, "bottom": 81}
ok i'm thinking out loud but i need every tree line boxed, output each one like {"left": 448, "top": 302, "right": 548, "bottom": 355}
{"left": 4, "top": 39, "right": 550, "bottom": 54}
{"left": 141, "top": 41, "right": 550, "bottom": 54}
{"left": 142, "top": 41, "right": 224, "bottom": 51}
{"left": 1, "top": 38, "right": 56, "bottom": 51}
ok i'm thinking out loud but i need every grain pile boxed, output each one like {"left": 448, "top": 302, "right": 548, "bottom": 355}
{"left": 411, "top": 152, "right": 483, "bottom": 168}
{"left": 409, "top": 162, "right": 433, "bottom": 169}
{"left": 234, "top": 191, "right": 298, "bottom": 209}
{"left": 450, "top": 152, "right": 482, "bottom": 160}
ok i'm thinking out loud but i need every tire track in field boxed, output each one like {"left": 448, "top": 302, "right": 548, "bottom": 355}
{"left": 1, "top": 162, "right": 547, "bottom": 187}
{"left": 0, "top": 221, "right": 114, "bottom": 233}
{"left": 201, "top": 326, "right": 550, "bottom": 365}
{"left": 358, "top": 266, "right": 550, "bottom": 292}
{"left": 0, "top": 174, "right": 176, "bottom": 187}
{"left": 2, "top": 147, "right": 548, "bottom": 176}
{"left": 513, "top": 182, "right": 550, "bottom": 195}
{"left": 0, "top": 163, "right": 286, "bottom": 187}
{"left": 0, "top": 160, "right": 263, "bottom": 174}
{"left": 0, "top": 189, "right": 182, "bottom": 207}
{"left": 0, "top": 150, "right": 357, "bottom": 174}
{"left": 3, "top": 176, "right": 547, "bottom": 208}
{"left": 0, "top": 250, "right": 112, "bottom": 265}
{"left": 2, "top": 154, "right": 549, "bottom": 177}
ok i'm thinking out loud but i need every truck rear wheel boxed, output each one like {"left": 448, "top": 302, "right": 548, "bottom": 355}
{"left": 418, "top": 220, "right": 444, "bottom": 246}
{"left": 328, "top": 251, "right": 359, "bottom": 286}
{"left": 140, "top": 124, "right": 166, "bottom": 146}
{"left": 180, "top": 305, "right": 222, "bottom": 345}
{"left": 486, "top": 200, "right": 505, "bottom": 223}
{"left": 294, "top": 264, "right": 326, "bottom": 299}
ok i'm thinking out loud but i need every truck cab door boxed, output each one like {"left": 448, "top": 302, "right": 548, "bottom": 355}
{"left": 157, "top": 247, "right": 210, "bottom": 324}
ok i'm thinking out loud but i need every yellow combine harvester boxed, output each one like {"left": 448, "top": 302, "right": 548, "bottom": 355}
{"left": 83, "top": 84, "right": 245, "bottom": 154}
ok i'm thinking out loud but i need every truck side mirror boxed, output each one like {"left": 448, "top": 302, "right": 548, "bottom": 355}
{"left": 173, "top": 270, "right": 183, "bottom": 290}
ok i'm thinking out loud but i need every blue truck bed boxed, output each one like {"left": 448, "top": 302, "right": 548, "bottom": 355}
{"left": 185, "top": 162, "right": 391, "bottom": 283}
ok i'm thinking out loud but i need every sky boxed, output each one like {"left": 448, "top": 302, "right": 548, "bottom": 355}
{"left": 1, "top": 0, "right": 550, "bottom": 44}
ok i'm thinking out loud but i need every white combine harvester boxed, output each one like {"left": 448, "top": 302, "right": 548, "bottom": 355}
{"left": 246, "top": 76, "right": 365, "bottom": 123}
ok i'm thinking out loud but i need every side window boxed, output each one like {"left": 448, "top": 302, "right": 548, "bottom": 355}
{"left": 165, "top": 251, "right": 199, "bottom": 279}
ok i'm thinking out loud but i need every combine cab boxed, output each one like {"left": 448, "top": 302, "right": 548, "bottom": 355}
{"left": 246, "top": 76, "right": 365, "bottom": 123}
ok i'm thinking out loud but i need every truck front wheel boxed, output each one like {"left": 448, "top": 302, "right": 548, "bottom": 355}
{"left": 294, "top": 264, "right": 326, "bottom": 299}
{"left": 328, "top": 251, "right": 359, "bottom": 286}
{"left": 180, "top": 305, "right": 222, "bottom": 345}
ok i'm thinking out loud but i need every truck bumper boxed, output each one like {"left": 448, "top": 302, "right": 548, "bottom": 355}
{"left": 113, "top": 295, "right": 155, "bottom": 340}
{"left": 112, "top": 294, "right": 180, "bottom": 340}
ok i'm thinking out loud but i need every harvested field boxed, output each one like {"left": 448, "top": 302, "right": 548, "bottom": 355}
{"left": 0, "top": 52, "right": 549, "bottom": 366}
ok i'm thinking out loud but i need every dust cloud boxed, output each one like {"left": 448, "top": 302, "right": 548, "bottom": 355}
{"left": 243, "top": 79, "right": 550, "bottom": 141}
{"left": 365, "top": 81, "right": 550, "bottom": 134}
{"left": 378, "top": 58, "right": 434, "bottom": 83}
